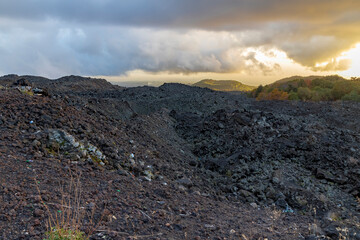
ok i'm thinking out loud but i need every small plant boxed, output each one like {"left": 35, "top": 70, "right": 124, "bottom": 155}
{"left": 36, "top": 170, "right": 89, "bottom": 240}
{"left": 44, "top": 227, "right": 86, "bottom": 240}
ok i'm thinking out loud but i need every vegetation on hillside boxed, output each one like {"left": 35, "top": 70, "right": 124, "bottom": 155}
{"left": 193, "top": 79, "right": 256, "bottom": 92}
{"left": 251, "top": 75, "right": 360, "bottom": 102}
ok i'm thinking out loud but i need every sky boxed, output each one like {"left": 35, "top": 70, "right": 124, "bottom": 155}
{"left": 0, "top": 0, "right": 360, "bottom": 86}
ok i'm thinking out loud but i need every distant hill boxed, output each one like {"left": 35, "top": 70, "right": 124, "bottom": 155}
{"left": 193, "top": 79, "right": 256, "bottom": 92}
{"left": 251, "top": 75, "right": 360, "bottom": 101}
{"left": 272, "top": 75, "right": 347, "bottom": 86}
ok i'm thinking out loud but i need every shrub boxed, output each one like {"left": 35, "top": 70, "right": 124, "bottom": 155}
{"left": 256, "top": 88, "right": 288, "bottom": 100}
{"left": 288, "top": 91, "right": 299, "bottom": 100}
{"left": 342, "top": 90, "right": 360, "bottom": 102}
{"left": 44, "top": 228, "right": 86, "bottom": 240}
{"left": 332, "top": 81, "right": 353, "bottom": 100}
{"left": 310, "top": 78, "right": 335, "bottom": 89}
{"left": 311, "top": 87, "right": 333, "bottom": 101}
{"left": 297, "top": 87, "right": 312, "bottom": 101}
{"left": 252, "top": 85, "right": 263, "bottom": 98}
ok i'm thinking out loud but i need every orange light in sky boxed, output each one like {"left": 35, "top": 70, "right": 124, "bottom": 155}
{"left": 339, "top": 43, "right": 360, "bottom": 77}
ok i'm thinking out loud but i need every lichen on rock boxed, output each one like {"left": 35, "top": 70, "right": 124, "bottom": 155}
{"left": 48, "top": 129, "right": 106, "bottom": 166}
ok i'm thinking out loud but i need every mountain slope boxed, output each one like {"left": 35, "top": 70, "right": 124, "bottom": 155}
{"left": 193, "top": 79, "right": 256, "bottom": 92}
{"left": 271, "top": 75, "right": 347, "bottom": 86}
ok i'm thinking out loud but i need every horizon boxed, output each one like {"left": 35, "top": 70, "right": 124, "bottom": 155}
{"left": 1, "top": 1, "right": 360, "bottom": 85}
{"left": 107, "top": 74, "right": 357, "bottom": 88}
{"left": 1, "top": 72, "right": 355, "bottom": 88}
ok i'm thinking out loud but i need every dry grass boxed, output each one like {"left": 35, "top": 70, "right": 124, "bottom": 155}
{"left": 35, "top": 169, "right": 97, "bottom": 240}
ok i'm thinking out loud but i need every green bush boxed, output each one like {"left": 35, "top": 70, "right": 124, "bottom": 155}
{"left": 342, "top": 90, "right": 360, "bottom": 102}
{"left": 332, "top": 81, "right": 353, "bottom": 100}
{"left": 284, "top": 84, "right": 297, "bottom": 93}
{"left": 252, "top": 85, "right": 263, "bottom": 98}
{"left": 312, "top": 87, "right": 333, "bottom": 101}
{"left": 297, "top": 87, "right": 312, "bottom": 101}
{"left": 297, "top": 79, "right": 307, "bottom": 88}
{"left": 310, "top": 78, "right": 335, "bottom": 89}
{"left": 288, "top": 91, "right": 299, "bottom": 100}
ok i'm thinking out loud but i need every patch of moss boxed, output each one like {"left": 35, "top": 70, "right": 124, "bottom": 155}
{"left": 90, "top": 155, "right": 102, "bottom": 165}
{"left": 19, "top": 89, "right": 34, "bottom": 96}
{"left": 331, "top": 216, "right": 342, "bottom": 222}
{"left": 45, "top": 148, "right": 58, "bottom": 156}
{"left": 59, "top": 140, "right": 66, "bottom": 148}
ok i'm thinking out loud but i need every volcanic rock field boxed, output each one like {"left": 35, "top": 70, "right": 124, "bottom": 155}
{"left": 0, "top": 75, "right": 359, "bottom": 239}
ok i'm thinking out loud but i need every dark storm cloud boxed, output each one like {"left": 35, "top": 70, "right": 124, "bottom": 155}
{"left": 0, "top": 0, "right": 359, "bottom": 76}
{"left": 1, "top": 0, "right": 360, "bottom": 28}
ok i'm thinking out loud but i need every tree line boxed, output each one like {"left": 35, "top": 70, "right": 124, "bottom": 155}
{"left": 251, "top": 76, "right": 360, "bottom": 102}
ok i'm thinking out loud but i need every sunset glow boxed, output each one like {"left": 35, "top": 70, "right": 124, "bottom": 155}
{"left": 339, "top": 43, "right": 360, "bottom": 77}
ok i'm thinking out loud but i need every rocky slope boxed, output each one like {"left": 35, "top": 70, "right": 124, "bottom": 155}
{"left": 0, "top": 75, "right": 359, "bottom": 239}
{"left": 0, "top": 74, "right": 122, "bottom": 95}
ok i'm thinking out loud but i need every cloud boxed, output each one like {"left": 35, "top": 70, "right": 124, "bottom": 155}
{"left": 1, "top": 1, "right": 359, "bottom": 29}
{"left": 0, "top": 0, "right": 359, "bottom": 76}
{"left": 312, "top": 59, "right": 352, "bottom": 72}
{"left": 0, "top": 23, "right": 283, "bottom": 77}
{"left": 280, "top": 36, "right": 350, "bottom": 66}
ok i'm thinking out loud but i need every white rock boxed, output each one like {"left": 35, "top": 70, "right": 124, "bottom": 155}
{"left": 250, "top": 202, "right": 258, "bottom": 209}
